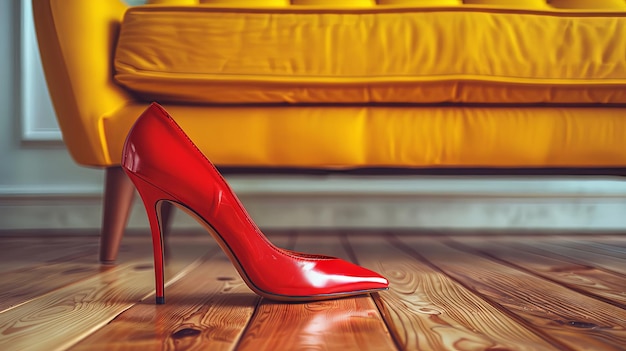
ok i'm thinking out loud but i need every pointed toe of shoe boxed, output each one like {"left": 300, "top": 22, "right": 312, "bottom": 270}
{"left": 351, "top": 265, "right": 390, "bottom": 291}
{"left": 313, "top": 259, "right": 389, "bottom": 295}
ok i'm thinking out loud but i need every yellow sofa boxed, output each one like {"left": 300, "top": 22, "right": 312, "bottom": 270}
{"left": 33, "top": 0, "right": 626, "bottom": 263}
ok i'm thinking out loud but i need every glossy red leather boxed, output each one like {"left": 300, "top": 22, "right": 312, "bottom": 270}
{"left": 122, "top": 103, "right": 389, "bottom": 303}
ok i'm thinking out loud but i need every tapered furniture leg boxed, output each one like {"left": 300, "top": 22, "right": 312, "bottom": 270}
{"left": 100, "top": 166, "right": 135, "bottom": 264}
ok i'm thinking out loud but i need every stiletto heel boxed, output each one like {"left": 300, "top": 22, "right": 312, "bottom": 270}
{"left": 122, "top": 102, "right": 388, "bottom": 303}
{"left": 126, "top": 172, "right": 168, "bottom": 304}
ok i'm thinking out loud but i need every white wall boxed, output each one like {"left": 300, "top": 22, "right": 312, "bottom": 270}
{"left": 0, "top": 1, "right": 104, "bottom": 194}
{"left": 1, "top": 0, "right": 626, "bottom": 232}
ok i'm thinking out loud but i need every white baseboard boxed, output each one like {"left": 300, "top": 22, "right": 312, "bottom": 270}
{"left": 1, "top": 176, "right": 626, "bottom": 232}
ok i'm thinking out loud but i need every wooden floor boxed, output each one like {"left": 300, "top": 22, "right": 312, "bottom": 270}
{"left": 0, "top": 231, "right": 625, "bottom": 351}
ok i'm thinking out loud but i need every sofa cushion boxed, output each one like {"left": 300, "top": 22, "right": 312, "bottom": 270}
{"left": 103, "top": 104, "right": 626, "bottom": 167}
{"left": 114, "top": 4, "right": 626, "bottom": 104}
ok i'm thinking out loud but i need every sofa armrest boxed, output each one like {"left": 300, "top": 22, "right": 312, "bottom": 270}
{"left": 32, "top": 0, "right": 132, "bottom": 167}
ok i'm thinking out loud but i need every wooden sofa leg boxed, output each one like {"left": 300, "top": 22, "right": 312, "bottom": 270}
{"left": 100, "top": 167, "right": 135, "bottom": 264}
{"left": 99, "top": 167, "right": 176, "bottom": 264}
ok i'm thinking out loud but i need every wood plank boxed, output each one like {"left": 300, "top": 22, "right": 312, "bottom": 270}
{"left": 239, "top": 295, "right": 392, "bottom": 351}
{"left": 0, "top": 236, "right": 98, "bottom": 272}
{"left": 0, "top": 252, "right": 100, "bottom": 313}
{"left": 397, "top": 236, "right": 626, "bottom": 351}
{"left": 0, "top": 235, "right": 164, "bottom": 313}
{"left": 69, "top": 231, "right": 293, "bottom": 351}
{"left": 347, "top": 235, "right": 559, "bottom": 351}
{"left": 0, "top": 236, "right": 212, "bottom": 351}
{"left": 236, "top": 232, "right": 397, "bottom": 351}
{"left": 0, "top": 235, "right": 94, "bottom": 252}
{"left": 559, "top": 238, "right": 626, "bottom": 260}
{"left": 585, "top": 240, "right": 626, "bottom": 255}
{"left": 452, "top": 236, "right": 626, "bottom": 309}
{"left": 519, "top": 239, "right": 626, "bottom": 277}
{"left": 69, "top": 250, "right": 259, "bottom": 351}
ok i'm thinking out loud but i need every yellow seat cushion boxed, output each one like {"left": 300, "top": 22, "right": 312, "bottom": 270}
{"left": 114, "top": 5, "right": 626, "bottom": 104}
{"left": 102, "top": 105, "right": 626, "bottom": 167}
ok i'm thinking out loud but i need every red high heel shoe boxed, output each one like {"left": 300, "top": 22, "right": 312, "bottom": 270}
{"left": 122, "top": 103, "right": 388, "bottom": 304}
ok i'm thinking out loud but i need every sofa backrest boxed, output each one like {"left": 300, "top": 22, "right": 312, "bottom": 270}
{"left": 114, "top": 3, "right": 626, "bottom": 104}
